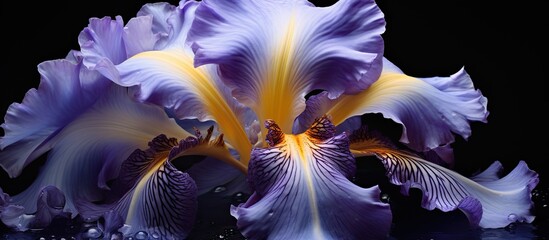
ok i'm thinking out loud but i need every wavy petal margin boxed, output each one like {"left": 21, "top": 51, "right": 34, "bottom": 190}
{"left": 0, "top": 55, "right": 108, "bottom": 177}
{"left": 9, "top": 86, "right": 190, "bottom": 215}
{"left": 81, "top": 1, "right": 255, "bottom": 163}
{"left": 232, "top": 116, "right": 391, "bottom": 239}
{"left": 295, "top": 58, "right": 488, "bottom": 163}
{"left": 189, "top": 0, "right": 385, "bottom": 134}
{"left": 349, "top": 129, "right": 538, "bottom": 228}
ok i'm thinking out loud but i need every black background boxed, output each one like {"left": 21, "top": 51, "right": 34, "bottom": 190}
{"left": 1, "top": 0, "right": 547, "bottom": 236}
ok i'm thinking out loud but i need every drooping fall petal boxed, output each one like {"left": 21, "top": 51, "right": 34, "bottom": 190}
{"left": 232, "top": 116, "right": 391, "bottom": 239}
{"left": 9, "top": 85, "right": 191, "bottom": 215}
{"left": 349, "top": 128, "right": 538, "bottom": 228}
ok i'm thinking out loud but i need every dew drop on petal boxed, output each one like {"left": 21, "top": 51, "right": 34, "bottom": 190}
{"left": 507, "top": 213, "right": 517, "bottom": 222}
{"left": 380, "top": 193, "right": 390, "bottom": 203}
{"left": 151, "top": 232, "right": 160, "bottom": 239}
{"left": 214, "top": 186, "right": 227, "bottom": 193}
{"left": 86, "top": 227, "right": 102, "bottom": 239}
{"left": 134, "top": 231, "right": 148, "bottom": 240}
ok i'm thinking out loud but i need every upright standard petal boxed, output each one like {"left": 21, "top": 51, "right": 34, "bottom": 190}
{"left": 0, "top": 56, "right": 109, "bottom": 178}
{"left": 296, "top": 58, "right": 488, "bottom": 155}
{"left": 232, "top": 116, "right": 391, "bottom": 239}
{"left": 349, "top": 128, "right": 538, "bottom": 228}
{"left": 10, "top": 86, "right": 191, "bottom": 215}
{"left": 81, "top": 1, "right": 254, "bottom": 163}
{"left": 189, "top": 0, "right": 385, "bottom": 134}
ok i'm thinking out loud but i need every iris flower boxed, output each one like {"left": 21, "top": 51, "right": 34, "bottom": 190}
{"left": 0, "top": 0, "right": 539, "bottom": 239}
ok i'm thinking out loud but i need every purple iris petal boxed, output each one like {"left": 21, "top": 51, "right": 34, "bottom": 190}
{"left": 189, "top": 0, "right": 385, "bottom": 133}
{"left": 77, "top": 134, "right": 198, "bottom": 239}
{"left": 349, "top": 128, "right": 538, "bottom": 228}
{"left": 295, "top": 57, "right": 488, "bottom": 166}
{"left": 0, "top": 57, "right": 108, "bottom": 178}
{"left": 232, "top": 116, "right": 391, "bottom": 239}
{"left": 8, "top": 85, "right": 189, "bottom": 215}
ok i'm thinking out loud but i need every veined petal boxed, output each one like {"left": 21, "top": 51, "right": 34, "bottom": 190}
{"left": 297, "top": 60, "right": 488, "bottom": 154}
{"left": 112, "top": 50, "right": 254, "bottom": 163}
{"left": 190, "top": 0, "right": 385, "bottom": 135}
{"left": 87, "top": 1, "right": 254, "bottom": 163}
{"left": 349, "top": 130, "right": 538, "bottom": 228}
{"left": 78, "top": 129, "right": 245, "bottom": 238}
{"left": 232, "top": 116, "right": 391, "bottom": 239}
{"left": 0, "top": 58, "right": 108, "bottom": 177}
{"left": 10, "top": 86, "right": 190, "bottom": 215}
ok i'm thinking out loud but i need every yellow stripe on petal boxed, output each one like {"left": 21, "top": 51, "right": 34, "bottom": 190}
{"left": 130, "top": 51, "right": 252, "bottom": 164}
{"left": 127, "top": 157, "right": 166, "bottom": 221}
{"left": 259, "top": 15, "right": 305, "bottom": 138}
{"left": 284, "top": 134, "right": 323, "bottom": 239}
{"left": 327, "top": 73, "right": 417, "bottom": 126}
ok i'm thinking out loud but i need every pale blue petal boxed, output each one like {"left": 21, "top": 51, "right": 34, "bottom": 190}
{"left": 189, "top": 0, "right": 385, "bottom": 133}
{"left": 0, "top": 58, "right": 108, "bottom": 177}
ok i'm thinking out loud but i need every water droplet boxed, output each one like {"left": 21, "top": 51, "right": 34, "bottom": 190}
{"left": 86, "top": 227, "right": 102, "bottom": 239}
{"left": 543, "top": 204, "right": 548, "bottom": 208}
{"left": 268, "top": 210, "right": 274, "bottom": 217}
{"left": 507, "top": 213, "right": 517, "bottom": 222}
{"left": 151, "top": 232, "right": 160, "bottom": 239}
{"left": 214, "top": 186, "right": 227, "bottom": 193}
{"left": 232, "top": 192, "right": 248, "bottom": 204}
{"left": 219, "top": 235, "right": 225, "bottom": 239}
{"left": 134, "top": 231, "right": 148, "bottom": 240}
{"left": 39, "top": 238, "right": 46, "bottom": 240}
{"left": 380, "top": 193, "right": 390, "bottom": 203}
{"left": 61, "top": 238, "right": 66, "bottom": 240}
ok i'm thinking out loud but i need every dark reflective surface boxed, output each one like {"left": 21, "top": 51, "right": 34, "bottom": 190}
{"left": 2, "top": 185, "right": 547, "bottom": 240}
